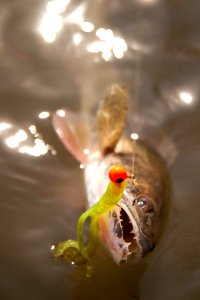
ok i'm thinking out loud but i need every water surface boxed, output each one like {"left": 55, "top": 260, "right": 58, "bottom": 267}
{"left": 0, "top": 0, "right": 200, "bottom": 299}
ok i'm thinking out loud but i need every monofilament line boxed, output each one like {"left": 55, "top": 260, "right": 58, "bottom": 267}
{"left": 131, "top": 52, "right": 141, "bottom": 180}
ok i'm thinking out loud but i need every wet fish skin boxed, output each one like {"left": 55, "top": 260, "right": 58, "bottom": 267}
{"left": 52, "top": 84, "right": 170, "bottom": 264}
{"left": 84, "top": 139, "right": 169, "bottom": 263}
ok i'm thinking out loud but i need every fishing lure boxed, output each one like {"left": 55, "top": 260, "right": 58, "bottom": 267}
{"left": 53, "top": 165, "right": 128, "bottom": 264}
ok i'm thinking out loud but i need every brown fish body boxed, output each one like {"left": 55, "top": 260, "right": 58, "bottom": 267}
{"left": 53, "top": 84, "right": 170, "bottom": 264}
{"left": 84, "top": 138, "right": 169, "bottom": 263}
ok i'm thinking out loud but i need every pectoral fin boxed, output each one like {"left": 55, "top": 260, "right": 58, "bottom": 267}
{"left": 97, "top": 84, "right": 128, "bottom": 155}
{"left": 52, "top": 109, "right": 90, "bottom": 163}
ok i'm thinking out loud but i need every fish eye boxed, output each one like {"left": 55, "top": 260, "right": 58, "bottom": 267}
{"left": 137, "top": 197, "right": 154, "bottom": 213}
{"left": 138, "top": 199, "right": 147, "bottom": 208}
{"left": 109, "top": 165, "right": 128, "bottom": 183}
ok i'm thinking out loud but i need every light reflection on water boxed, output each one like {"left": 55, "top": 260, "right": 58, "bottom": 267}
{"left": 179, "top": 91, "right": 193, "bottom": 104}
{"left": 0, "top": 122, "right": 12, "bottom": 132}
{"left": 0, "top": 0, "right": 200, "bottom": 300}
{"left": 38, "top": 0, "right": 128, "bottom": 61}
{"left": 38, "top": 0, "right": 70, "bottom": 42}
{"left": 2, "top": 121, "right": 52, "bottom": 157}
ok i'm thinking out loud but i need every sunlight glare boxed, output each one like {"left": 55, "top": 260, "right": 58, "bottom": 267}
{"left": 131, "top": 133, "right": 139, "bottom": 140}
{"left": 102, "top": 50, "right": 112, "bottom": 61}
{"left": 16, "top": 130, "right": 28, "bottom": 142}
{"left": 5, "top": 137, "right": 20, "bottom": 149}
{"left": 39, "top": 111, "right": 50, "bottom": 119}
{"left": 50, "top": 244, "right": 55, "bottom": 250}
{"left": 73, "top": 33, "right": 83, "bottom": 45}
{"left": 113, "top": 37, "right": 127, "bottom": 59}
{"left": 56, "top": 109, "right": 66, "bottom": 117}
{"left": 179, "top": 91, "right": 193, "bottom": 104}
{"left": 83, "top": 148, "right": 90, "bottom": 155}
{"left": 19, "top": 138, "right": 49, "bottom": 157}
{"left": 65, "top": 4, "right": 86, "bottom": 25}
{"left": 81, "top": 21, "right": 94, "bottom": 32}
{"left": 96, "top": 28, "right": 106, "bottom": 40}
{"left": 96, "top": 28, "right": 114, "bottom": 41}
{"left": 0, "top": 122, "right": 12, "bottom": 132}
{"left": 47, "top": 0, "right": 70, "bottom": 14}
{"left": 90, "top": 28, "right": 127, "bottom": 61}
{"left": 87, "top": 41, "right": 104, "bottom": 53}
{"left": 39, "top": 13, "right": 63, "bottom": 43}
{"left": 29, "top": 125, "right": 37, "bottom": 135}
{"left": 5, "top": 130, "right": 28, "bottom": 149}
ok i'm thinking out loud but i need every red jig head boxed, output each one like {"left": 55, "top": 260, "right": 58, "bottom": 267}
{"left": 109, "top": 165, "right": 128, "bottom": 184}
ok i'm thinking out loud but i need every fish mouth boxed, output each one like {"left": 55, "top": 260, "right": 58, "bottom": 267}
{"left": 120, "top": 207, "right": 135, "bottom": 244}
{"left": 119, "top": 199, "right": 152, "bottom": 256}
{"left": 98, "top": 196, "right": 153, "bottom": 264}
{"left": 119, "top": 207, "right": 142, "bottom": 259}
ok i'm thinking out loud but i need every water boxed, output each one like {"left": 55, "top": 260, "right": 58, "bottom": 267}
{"left": 0, "top": 0, "right": 200, "bottom": 299}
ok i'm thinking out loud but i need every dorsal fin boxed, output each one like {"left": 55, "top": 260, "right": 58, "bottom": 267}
{"left": 97, "top": 84, "right": 128, "bottom": 155}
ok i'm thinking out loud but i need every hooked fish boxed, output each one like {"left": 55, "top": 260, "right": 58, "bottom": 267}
{"left": 52, "top": 84, "right": 169, "bottom": 265}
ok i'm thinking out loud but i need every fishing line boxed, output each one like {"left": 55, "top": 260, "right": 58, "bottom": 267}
{"left": 131, "top": 52, "right": 141, "bottom": 181}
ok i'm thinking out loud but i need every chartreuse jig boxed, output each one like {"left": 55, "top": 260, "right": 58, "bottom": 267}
{"left": 53, "top": 165, "right": 128, "bottom": 265}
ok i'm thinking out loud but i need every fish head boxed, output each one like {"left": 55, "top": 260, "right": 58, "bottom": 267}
{"left": 98, "top": 177, "right": 164, "bottom": 264}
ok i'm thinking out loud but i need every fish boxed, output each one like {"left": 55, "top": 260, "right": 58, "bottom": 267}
{"left": 52, "top": 84, "right": 170, "bottom": 265}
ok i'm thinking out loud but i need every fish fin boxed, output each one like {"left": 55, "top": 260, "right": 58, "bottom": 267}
{"left": 115, "top": 136, "right": 133, "bottom": 153}
{"left": 97, "top": 84, "right": 128, "bottom": 155}
{"left": 52, "top": 109, "right": 90, "bottom": 163}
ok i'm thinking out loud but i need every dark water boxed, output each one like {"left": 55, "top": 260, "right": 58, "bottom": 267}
{"left": 1, "top": 0, "right": 200, "bottom": 299}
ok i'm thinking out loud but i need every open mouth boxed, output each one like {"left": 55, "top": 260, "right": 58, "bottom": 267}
{"left": 119, "top": 208, "right": 139, "bottom": 255}
{"left": 98, "top": 204, "right": 142, "bottom": 263}
{"left": 120, "top": 208, "right": 135, "bottom": 243}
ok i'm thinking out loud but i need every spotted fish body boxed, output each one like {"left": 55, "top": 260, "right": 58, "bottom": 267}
{"left": 53, "top": 84, "right": 169, "bottom": 264}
